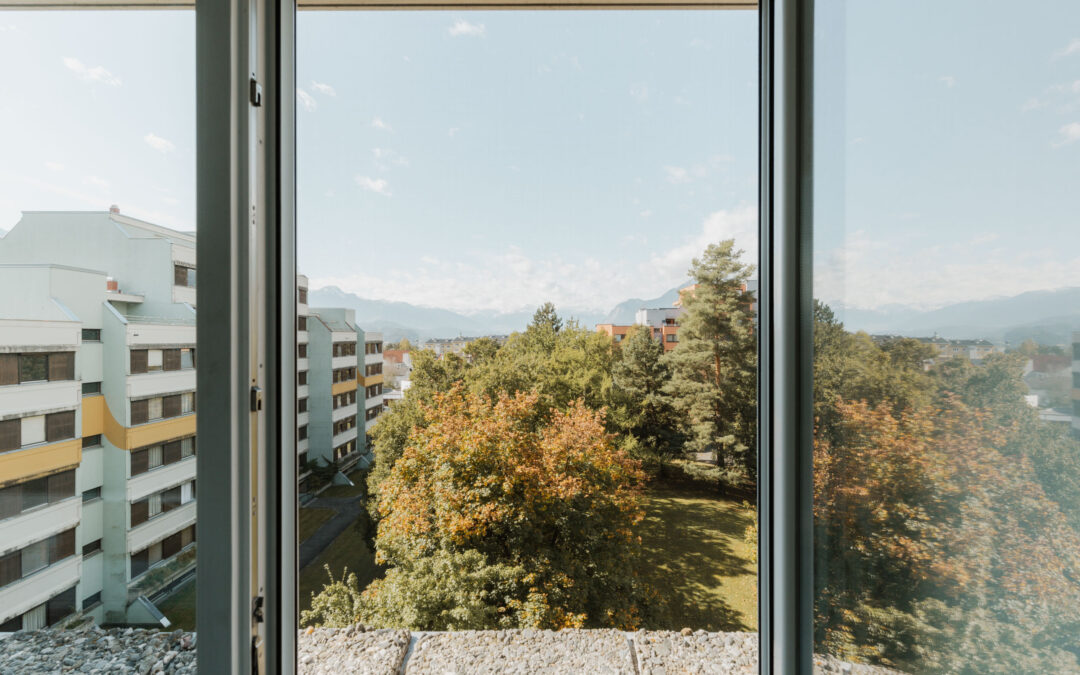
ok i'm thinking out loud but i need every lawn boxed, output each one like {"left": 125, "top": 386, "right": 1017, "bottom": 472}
{"left": 317, "top": 470, "right": 366, "bottom": 499}
{"left": 637, "top": 478, "right": 757, "bottom": 632}
{"left": 298, "top": 518, "right": 381, "bottom": 618}
{"left": 156, "top": 578, "right": 197, "bottom": 632}
{"left": 299, "top": 507, "right": 334, "bottom": 543}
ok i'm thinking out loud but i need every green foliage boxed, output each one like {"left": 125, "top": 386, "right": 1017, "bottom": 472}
{"left": 611, "top": 326, "right": 685, "bottom": 471}
{"left": 462, "top": 336, "right": 500, "bottom": 364}
{"left": 813, "top": 301, "right": 1080, "bottom": 673}
{"left": 362, "top": 387, "right": 649, "bottom": 631}
{"left": 664, "top": 240, "right": 757, "bottom": 475}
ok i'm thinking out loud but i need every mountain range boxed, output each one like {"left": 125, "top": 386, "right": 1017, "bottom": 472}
{"left": 310, "top": 285, "right": 1080, "bottom": 347}
{"left": 309, "top": 284, "right": 688, "bottom": 344}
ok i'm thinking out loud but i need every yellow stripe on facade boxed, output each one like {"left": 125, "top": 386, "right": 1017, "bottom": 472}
{"left": 0, "top": 439, "right": 81, "bottom": 488}
{"left": 103, "top": 400, "right": 197, "bottom": 450}
{"left": 359, "top": 373, "right": 383, "bottom": 387}
{"left": 82, "top": 394, "right": 105, "bottom": 437}
{"left": 331, "top": 379, "right": 358, "bottom": 396}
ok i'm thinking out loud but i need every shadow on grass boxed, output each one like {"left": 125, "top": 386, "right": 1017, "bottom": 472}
{"left": 637, "top": 478, "right": 757, "bottom": 632}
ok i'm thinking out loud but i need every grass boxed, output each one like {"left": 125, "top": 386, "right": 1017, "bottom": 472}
{"left": 317, "top": 470, "right": 367, "bottom": 499}
{"left": 298, "top": 518, "right": 382, "bottom": 617}
{"left": 637, "top": 478, "right": 757, "bottom": 632}
{"left": 299, "top": 507, "right": 335, "bottom": 543}
{"left": 156, "top": 578, "right": 197, "bottom": 632}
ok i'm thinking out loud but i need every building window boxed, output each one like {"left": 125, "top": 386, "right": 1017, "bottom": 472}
{"left": 366, "top": 405, "right": 381, "bottom": 422}
{"left": 83, "top": 591, "right": 102, "bottom": 608}
{"left": 45, "top": 411, "right": 75, "bottom": 442}
{"left": 0, "top": 469, "right": 75, "bottom": 522}
{"left": 298, "top": 343, "right": 307, "bottom": 358}
{"left": 82, "top": 539, "right": 102, "bottom": 556}
{"left": 18, "top": 354, "right": 48, "bottom": 383}
{"left": 180, "top": 347, "right": 196, "bottom": 369}
{"left": 298, "top": 425, "right": 308, "bottom": 441}
{"left": 21, "top": 415, "right": 46, "bottom": 446}
{"left": 82, "top": 381, "right": 101, "bottom": 395}
{"left": 147, "top": 349, "right": 163, "bottom": 372}
{"left": 298, "top": 316, "right": 307, "bottom": 331}
{"left": 82, "top": 487, "right": 101, "bottom": 503}
{"left": 82, "top": 434, "right": 102, "bottom": 448}
{"left": 298, "top": 287, "right": 308, "bottom": 304}
{"left": 298, "top": 398, "right": 308, "bottom": 414}
{"left": 130, "top": 349, "right": 148, "bottom": 374}
{"left": 82, "top": 329, "right": 102, "bottom": 342}
{"left": 665, "top": 334, "right": 678, "bottom": 343}
{"left": 365, "top": 363, "right": 382, "bottom": 377}
{"left": 298, "top": 370, "right": 307, "bottom": 386}
{"left": 163, "top": 348, "right": 182, "bottom": 371}
{"left": 174, "top": 264, "right": 196, "bottom": 288}
{"left": 0, "top": 418, "right": 19, "bottom": 452}
{"left": 147, "top": 397, "right": 164, "bottom": 420}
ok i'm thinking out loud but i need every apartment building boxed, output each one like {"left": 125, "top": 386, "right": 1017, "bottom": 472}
{"left": 307, "top": 309, "right": 362, "bottom": 472}
{"left": 361, "top": 330, "right": 384, "bottom": 448}
{"left": 297, "top": 276, "right": 310, "bottom": 472}
{"left": 0, "top": 210, "right": 198, "bottom": 629}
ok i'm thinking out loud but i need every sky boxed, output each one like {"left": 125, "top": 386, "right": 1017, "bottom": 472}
{"left": 0, "top": 3, "right": 1077, "bottom": 316}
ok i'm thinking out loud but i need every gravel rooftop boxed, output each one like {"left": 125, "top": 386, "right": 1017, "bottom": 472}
{"left": 0, "top": 625, "right": 906, "bottom": 674}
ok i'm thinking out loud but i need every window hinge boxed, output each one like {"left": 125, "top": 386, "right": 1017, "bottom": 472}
{"left": 252, "top": 595, "right": 265, "bottom": 623}
{"left": 250, "top": 386, "right": 263, "bottom": 412}
{"left": 249, "top": 78, "right": 262, "bottom": 107}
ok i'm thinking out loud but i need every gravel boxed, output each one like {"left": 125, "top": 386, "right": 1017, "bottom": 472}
{"left": 634, "top": 629, "right": 758, "bottom": 675}
{"left": 0, "top": 626, "right": 906, "bottom": 674}
{"left": 406, "top": 629, "right": 634, "bottom": 674}
{"left": 0, "top": 625, "right": 195, "bottom": 675}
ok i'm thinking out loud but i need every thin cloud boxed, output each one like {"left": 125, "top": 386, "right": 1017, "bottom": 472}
{"left": 143, "top": 133, "right": 176, "bottom": 154}
{"left": 310, "top": 81, "right": 337, "bottom": 97}
{"left": 355, "top": 175, "right": 391, "bottom": 196}
{"left": 297, "top": 89, "right": 317, "bottom": 112}
{"left": 663, "top": 166, "right": 691, "bottom": 184}
{"left": 448, "top": 19, "right": 485, "bottom": 37}
{"left": 44, "top": 162, "right": 64, "bottom": 172}
{"left": 63, "top": 57, "right": 121, "bottom": 87}
{"left": 371, "top": 117, "right": 393, "bottom": 132}
{"left": 1054, "top": 38, "right": 1080, "bottom": 60}
{"left": 1055, "top": 122, "right": 1080, "bottom": 146}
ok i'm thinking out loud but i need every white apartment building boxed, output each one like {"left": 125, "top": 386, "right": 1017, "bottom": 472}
{"left": 0, "top": 209, "right": 198, "bottom": 629}
{"left": 361, "top": 331, "right": 384, "bottom": 444}
{"left": 307, "top": 308, "right": 362, "bottom": 472}
{"left": 1073, "top": 331, "right": 1079, "bottom": 439}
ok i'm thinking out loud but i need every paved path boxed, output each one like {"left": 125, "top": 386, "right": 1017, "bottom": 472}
{"left": 299, "top": 494, "right": 366, "bottom": 570}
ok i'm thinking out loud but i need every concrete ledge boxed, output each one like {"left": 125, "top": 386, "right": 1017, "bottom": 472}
{"left": 407, "top": 629, "right": 634, "bottom": 674}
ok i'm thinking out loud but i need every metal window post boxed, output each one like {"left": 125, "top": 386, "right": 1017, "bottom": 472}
{"left": 758, "top": 0, "right": 814, "bottom": 673}
{"left": 197, "top": 0, "right": 295, "bottom": 671}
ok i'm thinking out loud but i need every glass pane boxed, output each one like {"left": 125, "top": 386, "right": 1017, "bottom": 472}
{"left": 296, "top": 9, "right": 760, "bottom": 666}
{"left": 812, "top": 2, "right": 1080, "bottom": 672}
{"left": 0, "top": 9, "right": 196, "bottom": 636}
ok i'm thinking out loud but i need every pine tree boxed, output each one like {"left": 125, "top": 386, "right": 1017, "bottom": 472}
{"left": 664, "top": 240, "right": 757, "bottom": 477}
{"left": 612, "top": 326, "right": 684, "bottom": 473}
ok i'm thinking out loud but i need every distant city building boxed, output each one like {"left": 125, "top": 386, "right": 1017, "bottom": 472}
{"left": 597, "top": 281, "right": 756, "bottom": 351}
{"left": 383, "top": 349, "right": 412, "bottom": 392}
{"left": 870, "top": 335, "right": 1001, "bottom": 363}
{"left": 361, "top": 330, "right": 384, "bottom": 448}
{"left": 420, "top": 335, "right": 509, "bottom": 359}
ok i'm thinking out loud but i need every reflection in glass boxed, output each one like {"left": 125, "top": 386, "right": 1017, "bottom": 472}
{"left": 813, "top": 1, "right": 1080, "bottom": 671}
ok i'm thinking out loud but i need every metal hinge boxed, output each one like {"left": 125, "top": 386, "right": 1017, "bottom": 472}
{"left": 250, "top": 78, "right": 262, "bottom": 107}
{"left": 252, "top": 595, "right": 265, "bottom": 623}
{"left": 250, "top": 386, "right": 263, "bottom": 412}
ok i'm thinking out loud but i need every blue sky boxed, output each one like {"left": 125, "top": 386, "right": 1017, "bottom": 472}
{"left": 0, "top": 4, "right": 1077, "bottom": 315}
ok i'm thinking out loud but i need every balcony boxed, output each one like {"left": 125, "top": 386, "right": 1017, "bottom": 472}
{"left": 364, "top": 352, "right": 382, "bottom": 366}
{"left": 127, "top": 456, "right": 196, "bottom": 502}
{"left": 0, "top": 380, "right": 79, "bottom": 418}
{"left": 127, "top": 500, "right": 196, "bottom": 556}
{"left": 331, "top": 426, "right": 357, "bottom": 446}
{"left": 0, "top": 556, "right": 80, "bottom": 625}
{"left": 331, "top": 354, "right": 356, "bottom": 370}
{"left": 331, "top": 404, "right": 357, "bottom": 423}
{"left": 126, "top": 369, "right": 196, "bottom": 399}
{"left": 0, "top": 439, "right": 81, "bottom": 486}
{"left": 0, "top": 497, "right": 79, "bottom": 555}
{"left": 0, "top": 319, "right": 79, "bottom": 350}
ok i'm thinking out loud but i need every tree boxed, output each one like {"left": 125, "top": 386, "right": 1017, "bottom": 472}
{"left": 611, "top": 326, "right": 685, "bottom": 473}
{"left": 664, "top": 240, "right": 757, "bottom": 476}
{"left": 395, "top": 337, "right": 412, "bottom": 352}
{"left": 462, "top": 336, "right": 500, "bottom": 364}
{"left": 358, "top": 386, "right": 649, "bottom": 631}
{"left": 531, "top": 301, "right": 563, "bottom": 334}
